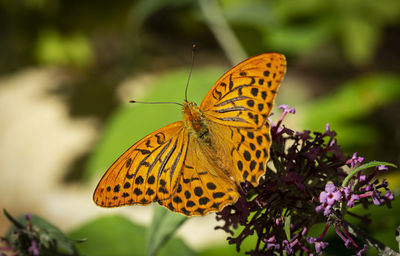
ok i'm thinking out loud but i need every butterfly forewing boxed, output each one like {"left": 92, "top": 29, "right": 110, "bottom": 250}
{"left": 201, "top": 53, "right": 286, "bottom": 187}
{"left": 200, "top": 53, "right": 286, "bottom": 129}
{"left": 93, "top": 121, "right": 188, "bottom": 207}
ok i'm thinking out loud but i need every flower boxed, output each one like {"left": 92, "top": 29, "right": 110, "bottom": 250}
{"left": 384, "top": 190, "right": 394, "bottom": 200}
{"left": 377, "top": 165, "right": 388, "bottom": 172}
{"left": 28, "top": 240, "right": 40, "bottom": 256}
{"left": 278, "top": 104, "right": 296, "bottom": 114}
{"left": 264, "top": 236, "right": 280, "bottom": 250}
{"left": 320, "top": 183, "right": 342, "bottom": 205}
{"left": 316, "top": 183, "right": 342, "bottom": 216}
{"left": 215, "top": 105, "right": 395, "bottom": 256}
{"left": 346, "top": 152, "right": 364, "bottom": 168}
{"left": 216, "top": 105, "right": 348, "bottom": 255}
{"left": 343, "top": 182, "right": 360, "bottom": 208}
{"left": 356, "top": 244, "right": 369, "bottom": 256}
{"left": 307, "top": 237, "right": 328, "bottom": 255}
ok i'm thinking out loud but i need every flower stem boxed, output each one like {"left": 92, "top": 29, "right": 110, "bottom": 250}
{"left": 342, "top": 162, "right": 397, "bottom": 187}
{"left": 341, "top": 220, "right": 399, "bottom": 256}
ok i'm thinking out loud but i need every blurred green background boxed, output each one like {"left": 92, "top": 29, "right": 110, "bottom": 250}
{"left": 0, "top": 0, "right": 399, "bottom": 255}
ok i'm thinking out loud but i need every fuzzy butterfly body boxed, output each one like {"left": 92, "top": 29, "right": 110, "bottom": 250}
{"left": 93, "top": 53, "right": 286, "bottom": 216}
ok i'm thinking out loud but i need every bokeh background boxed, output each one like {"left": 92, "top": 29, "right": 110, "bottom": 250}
{"left": 0, "top": 0, "right": 399, "bottom": 255}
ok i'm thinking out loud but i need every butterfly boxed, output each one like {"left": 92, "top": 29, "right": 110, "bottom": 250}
{"left": 93, "top": 53, "right": 286, "bottom": 216}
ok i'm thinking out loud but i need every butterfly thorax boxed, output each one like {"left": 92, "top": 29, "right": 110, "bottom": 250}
{"left": 182, "top": 101, "right": 211, "bottom": 145}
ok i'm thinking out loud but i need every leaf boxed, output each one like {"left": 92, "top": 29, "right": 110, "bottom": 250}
{"left": 340, "top": 17, "right": 379, "bottom": 66}
{"left": 34, "top": 27, "right": 93, "bottom": 68}
{"left": 68, "top": 215, "right": 147, "bottom": 256}
{"left": 266, "top": 22, "right": 332, "bottom": 55}
{"left": 147, "top": 207, "right": 188, "bottom": 256}
{"left": 284, "top": 215, "right": 291, "bottom": 241}
{"left": 68, "top": 214, "right": 194, "bottom": 256}
{"left": 158, "top": 236, "right": 196, "bottom": 256}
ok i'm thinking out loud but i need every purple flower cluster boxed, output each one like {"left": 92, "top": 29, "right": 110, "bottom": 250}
{"left": 0, "top": 213, "right": 41, "bottom": 256}
{"left": 316, "top": 158, "right": 393, "bottom": 218}
{"left": 215, "top": 105, "right": 395, "bottom": 256}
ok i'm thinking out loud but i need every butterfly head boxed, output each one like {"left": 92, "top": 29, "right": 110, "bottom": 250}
{"left": 182, "top": 101, "right": 200, "bottom": 125}
{"left": 182, "top": 101, "right": 209, "bottom": 137}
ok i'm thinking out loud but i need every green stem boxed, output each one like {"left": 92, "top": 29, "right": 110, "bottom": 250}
{"left": 341, "top": 161, "right": 397, "bottom": 187}
{"left": 197, "top": 0, "right": 247, "bottom": 65}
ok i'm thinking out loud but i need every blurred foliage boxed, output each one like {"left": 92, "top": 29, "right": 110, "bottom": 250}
{"left": 147, "top": 207, "right": 187, "bottom": 256}
{"left": 68, "top": 215, "right": 195, "bottom": 256}
{"left": 35, "top": 27, "right": 93, "bottom": 67}
{"left": 1, "top": 0, "right": 399, "bottom": 71}
{"left": 304, "top": 73, "right": 400, "bottom": 154}
{"left": 221, "top": 0, "right": 400, "bottom": 65}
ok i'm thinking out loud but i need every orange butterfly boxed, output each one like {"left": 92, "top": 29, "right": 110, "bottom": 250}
{"left": 93, "top": 53, "right": 286, "bottom": 216}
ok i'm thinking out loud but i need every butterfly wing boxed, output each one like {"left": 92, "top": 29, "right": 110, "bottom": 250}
{"left": 200, "top": 53, "right": 286, "bottom": 129}
{"left": 206, "top": 119, "right": 273, "bottom": 187}
{"left": 157, "top": 134, "right": 240, "bottom": 216}
{"left": 93, "top": 120, "right": 239, "bottom": 216}
{"left": 94, "top": 53, "right": 286, "bottom": 215}
{"left": 201, "top": 53, "right": 286, "bottom": 186}
{"left": 93, "top": 121, "right": 188, "bottom": 208}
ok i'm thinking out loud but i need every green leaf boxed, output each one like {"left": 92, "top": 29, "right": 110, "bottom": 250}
{"left": 340, "top": 18, "right": 379, "bottom": 66}
{"left": 147, "top": 207, "right": 188, "bottom": 256}
{"left": 284, "top": 215, "right": 291, "bottom": 241}
{"left": 68, "top": 214, "right": 194, "bottom": 256}
{"left": 266, "top": 21, "right": 332, "bottom": 55}
{"left": 158, "top": 232, "right": 196, "bottom": 256}
{"left": 68, "top": 215, "right": 147, "bottom": 256}
{"left": 342, "top": 161, "right": 397, "bottom": 187}
{"left": 34, "top": 27, "right": 93, "bottom": 68}
{"left": 198, "top": 245, "right": 245, "bottom": 256}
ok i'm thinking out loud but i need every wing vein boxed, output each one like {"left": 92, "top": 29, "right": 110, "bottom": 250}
{"left": 214, "top": 96, "right": 249, "bottom": 107}
{"left": 214, "top": 106, "right": 249, "bottom": 113}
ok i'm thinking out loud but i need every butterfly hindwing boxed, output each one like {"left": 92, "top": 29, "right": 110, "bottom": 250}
{"left": 93, "top": 121, "right": 188, "bottom": 207}
{"left": 200, "top": 53, "right": 286, "bottom": 129}
{"left": 207, "top": 120, "right": 272, "bottom": 187}
{"left": 158, "top": 135, "right": 240, "bottom": 216}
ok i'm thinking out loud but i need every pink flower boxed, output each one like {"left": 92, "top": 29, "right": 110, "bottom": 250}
{"left": 346, "top": 152, "right": 364, "bottom": 168}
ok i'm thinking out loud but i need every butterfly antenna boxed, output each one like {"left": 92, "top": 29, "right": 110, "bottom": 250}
{"left": 185, "top": 44, "right": 197, "bottom": 102}
{"left": 129, "top": 100, "right": 183, "bottom": 107}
